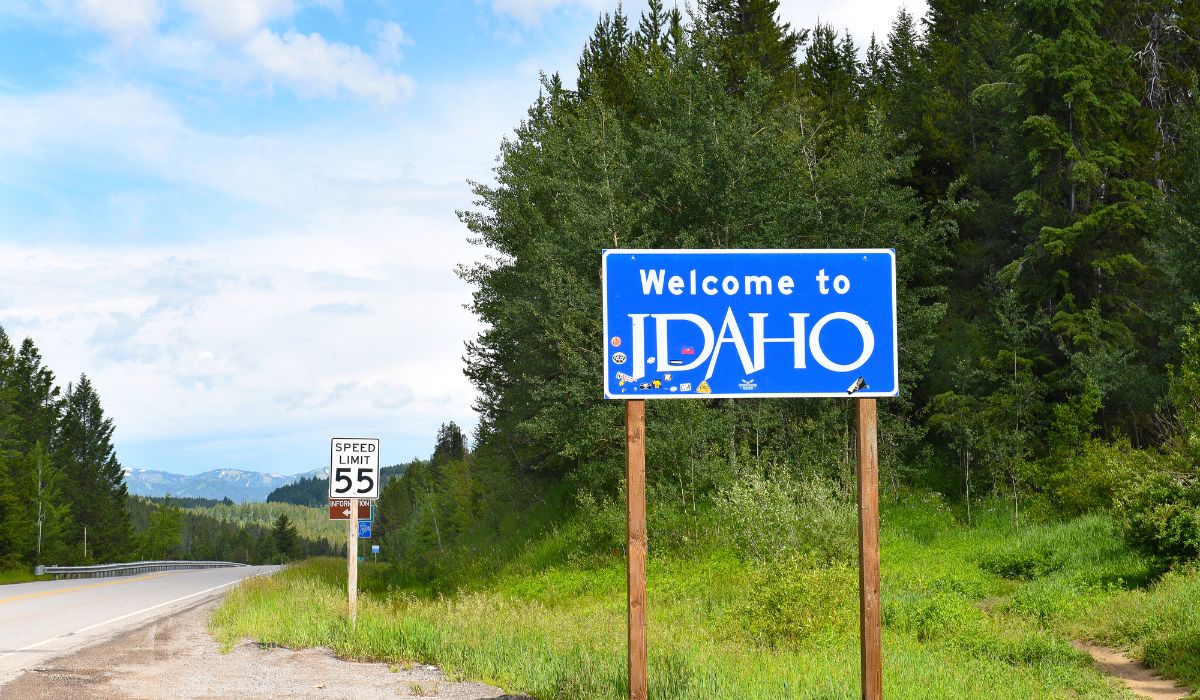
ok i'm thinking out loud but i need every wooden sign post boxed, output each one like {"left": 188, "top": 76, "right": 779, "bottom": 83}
{"left": 626, "top": 399, "right": 648, "bottom": 700}
{"left": 857, "top": 398, "right": 882, "bottom": 700}
{"left": 348, "top": 497, "right": 359, "bottom": 625}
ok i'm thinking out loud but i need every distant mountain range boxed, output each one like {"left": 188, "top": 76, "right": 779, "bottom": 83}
{"left": 122, "top": 467, "right": 325, "bottom": 503}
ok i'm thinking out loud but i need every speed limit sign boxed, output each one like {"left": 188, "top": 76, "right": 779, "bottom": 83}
{"left": 329, "top": 438, "right": 380, "bottom": 499}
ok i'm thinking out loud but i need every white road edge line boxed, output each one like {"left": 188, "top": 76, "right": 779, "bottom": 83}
{"left": 0, "top": 567, "right": 274, "bottom": 660}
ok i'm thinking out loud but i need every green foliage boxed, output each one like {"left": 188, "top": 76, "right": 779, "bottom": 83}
{"left": 215, "top": 499, "right": 1161, "bottom": 699}
{"left": 55, "top": 373, "right": 132, "bottom": 561}
{"left": 459, "top": 3, "right": 953, "bottom": 500}
{"left": 1114, "top": 460, "right": 1200, "bottom": 566}
{"left": 713, "top": 472, "right": 854, "bottom": 563}
{"left": 736, "top": 553, "right": 857, "bottom": 646}
{"left": 980, "top": 541, "right": 1064, "bottom": 581}
{"left": 272, "top": 514, "right": 299, "bottom": 561}
{"left": 139, "top": 498, "right": 184, "bottom": 560}
{"left": 1044, "top": 438, "right": 1154, "bottom": 516}
{"left": 182, "top": 501, "right": 343, "bottom": 547}
{"left": 1073, "top": 562, "right": 1200, "bottom": 689}
{"left": 0, "top": 327, "right": 134, "bottom": 567}
{"left": 126, "top": 497, "right": 342, "bottom": 564}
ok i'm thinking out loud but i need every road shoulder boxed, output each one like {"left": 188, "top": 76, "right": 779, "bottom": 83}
{"left": 1, "top": 599, "right": 528, "bottom": 699}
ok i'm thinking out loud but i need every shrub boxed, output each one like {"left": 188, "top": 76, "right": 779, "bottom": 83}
{"left": 1114, "top": 463, "right": 1200, "bottom": 566}
{"left": 713, "top": 472, "right": 855, "bottom": 563}
{"left": 737, "top": 553, "right": 857, "bottom": 646}
{"left": 882, "top": 587, "right": 979, "bottom": 643}
{"left": 978, "top": 542, "right": 1063, "bottom": 580}
{"left": 1046, "top": 439, "right": 1154, "bottom": 516}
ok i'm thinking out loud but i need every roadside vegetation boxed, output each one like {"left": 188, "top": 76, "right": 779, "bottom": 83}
{"left": 0, "top": 568, "right": 45, "bottom": 585}
{"left": 215, "top": 493, "right": 1197, "bottom": 699}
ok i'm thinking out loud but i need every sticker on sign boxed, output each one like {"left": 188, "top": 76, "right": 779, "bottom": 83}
{"left": 329, "top": 437, "right": 380, "bottom": 500}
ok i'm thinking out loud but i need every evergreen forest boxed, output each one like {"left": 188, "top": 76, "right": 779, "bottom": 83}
{"left": 0, "top": 325, "right": 337, "bottom": 571}
{"left": 410, "top": 0, "right": 1200, "bottom": 568}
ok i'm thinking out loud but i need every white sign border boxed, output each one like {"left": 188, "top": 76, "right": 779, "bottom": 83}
{"left": 600, "top": 248, "right": 900, "bottom": 400}
{"left": 328, "top": 436, "right": 381, "bottom": 500}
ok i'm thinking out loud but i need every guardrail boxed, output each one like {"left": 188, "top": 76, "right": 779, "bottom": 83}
{"left": 35, "top": 560, "right": 249, "bottom": 580}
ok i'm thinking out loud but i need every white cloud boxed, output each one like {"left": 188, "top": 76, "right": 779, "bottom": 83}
{"left": 0, "top": 66, "right": 548, "bottom": 471}
{"left": 776, "top": 0, "right": 928, "bottom": 45}
{"left": 245, "top": 29, "right": 415, "bottom": 102}
{"left": 0, "top": 84, "right": 181, "bottom": 157}
{"left": 492, "top": 0, "right": 612, "bottom": 25}
{"left": 0, "top": 225, "right": 482, "bottom": 460}
{"left": 369, "top": 19, "right": 411, "bottom": 65}
{"left": 181, "top": 0, "right": 294, "bottom": 40}
{"left": 65, "top": 0, "right": 161, "bottom": 36}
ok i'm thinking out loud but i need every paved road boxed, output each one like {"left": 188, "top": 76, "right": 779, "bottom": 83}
{"left": 0, "top": 565, "right": 278, "bottom": 686}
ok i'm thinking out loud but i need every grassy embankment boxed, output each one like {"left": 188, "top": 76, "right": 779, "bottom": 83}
{"left": 212, "top": 494, "right": 1198, "bottom": 699}
{"left": 0, "top": 569, "right": 44, "bottom": 585}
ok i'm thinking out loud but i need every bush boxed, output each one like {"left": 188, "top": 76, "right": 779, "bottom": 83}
{"left": 1114, "top": 463, "right": 1200, "bottom": 566}
{"left": 737, "top": 553, "right": 857, "bottom": 646}
{"left": 883, "top": 587, "right": 980, "bottom": 643}
{"left": 1046, "top": 439, "right": 1153, "bottom": 516}
{"left": 978, "top": 542, "right": 1063, "bottom": 580}
{"left": 713, "top": 472, "right": 855, "bottom": 563}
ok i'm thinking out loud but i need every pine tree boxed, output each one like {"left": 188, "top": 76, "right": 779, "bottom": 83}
{"left": 139, "top": 498, "right": 183, "bottom": 560}
{"left": 55, "top": 374, "right": 132, "bottom": 561}
{"left": 8, "top": 338, "right": 60, "bottom": 452}
{"left": 704, "top": 0, "right": 805, "bottom": 97}
{"left": 800, "top": 24, "right": 861, "bottom": 125}
{"left": 271, "top": 514, "right": 298, "bottom": 562}
{"left": 1, "top": 336, "right": 60, "bottom": 565}
{"left": 1003, "top": 0, "right": 1163, "bottom": 437}
{"left": 577, "top": 9, "right": 632, "bottom": 111}
{"left": 432, "top": 422, "right": 468, "bottom": 465}
{"left": 0, "top": 326, "right": 21, "bottom": 566}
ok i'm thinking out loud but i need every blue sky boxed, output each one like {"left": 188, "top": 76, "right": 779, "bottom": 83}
{"left": 0, "top": 0, "right": 924, "bottom": 475}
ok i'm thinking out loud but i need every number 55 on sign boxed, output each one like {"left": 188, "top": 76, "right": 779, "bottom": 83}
{"left": 329, "top": 438, "right": 380, "bottom": 499}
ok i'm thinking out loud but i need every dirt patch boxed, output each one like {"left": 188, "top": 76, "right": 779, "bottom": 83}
{"left": 1074, "top": 641, "right": 1193, "bottom": 700}
{"left": 1, "top": 599, "right": 533, "bottom": 699}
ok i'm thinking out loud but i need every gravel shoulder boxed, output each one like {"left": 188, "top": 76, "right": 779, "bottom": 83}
{"left": 0, "top": 598, "right": 531, "bottom": 699}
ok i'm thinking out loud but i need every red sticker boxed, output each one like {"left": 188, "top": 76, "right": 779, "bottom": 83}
{"left": 610, "top": 337, "right": 621, "bottom": 347}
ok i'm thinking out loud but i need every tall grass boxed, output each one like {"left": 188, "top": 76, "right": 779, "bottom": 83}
{"left": 0, "top": 568, "right": 42, "bottom": 585}
{"left": 212, "top": 492, "right": 1160, "bottom": 699}
{"left": 1070, "top": 563, "right": 1200, "bottom": 689}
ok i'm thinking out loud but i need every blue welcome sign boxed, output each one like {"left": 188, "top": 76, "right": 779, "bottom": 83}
{"left": 602, "top": 249, "right": 899, "bottom": 399}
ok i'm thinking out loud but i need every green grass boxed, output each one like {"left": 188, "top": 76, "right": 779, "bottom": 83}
{"left": 1069, "top": 563, "right": 1200, "bottom": 690}
{"left": 0, "top": 568, "right": 42, "bottom": 585}
{"left": 208, "top": 491, "right": 1197, "bottom": 699}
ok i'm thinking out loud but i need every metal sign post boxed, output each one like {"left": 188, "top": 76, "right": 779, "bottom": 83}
{"left": 602, "top": 249, "right": 898, "bottom": 700}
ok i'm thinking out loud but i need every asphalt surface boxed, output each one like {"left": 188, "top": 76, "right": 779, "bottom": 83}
{"left": 0, "top": 565, "right": 278, "bottom": 686}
